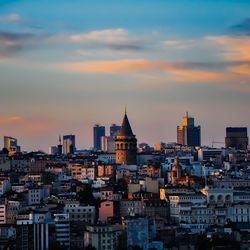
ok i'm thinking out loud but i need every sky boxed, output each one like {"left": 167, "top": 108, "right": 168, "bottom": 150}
{"left": 0, "top": 0, "right": 250, "bottom": 152}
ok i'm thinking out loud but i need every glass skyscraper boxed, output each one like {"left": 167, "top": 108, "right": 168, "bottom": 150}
{"left": 177, "top": 112, "right": 201, "bottom": 147}
{"left": 63, "top": 135, "right": 75, "bottom": 154}
{"left": 93, "top": 125, "right": 105, "bottom": 150}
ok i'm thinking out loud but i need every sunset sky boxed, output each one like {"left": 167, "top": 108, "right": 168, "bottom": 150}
{"left": 0, "top": 0, "right": 250, "bottom": 152}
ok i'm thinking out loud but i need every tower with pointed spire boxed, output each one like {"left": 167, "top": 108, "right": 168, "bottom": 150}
{"left": 115, "top": 108, "right": 137, "bottom": 165}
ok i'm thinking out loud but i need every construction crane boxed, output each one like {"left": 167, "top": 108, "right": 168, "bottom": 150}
{"left": 211, "top": 140, "right": 224, "bottom": 148}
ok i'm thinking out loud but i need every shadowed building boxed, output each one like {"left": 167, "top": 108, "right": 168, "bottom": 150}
{"left": 115, "top": 110, "right": 137, "bottom": 165}
{"left": 93, "top": 124, "right": 105, "bottom": 150}
{"left": 225, "top": 127, "right": 248, "bottom": 150}
{"left": 169, "top": 156, "right": 182, "bottom": 185}
{"left": 63, "top": 135, "right": 75, "bottom": 154}
{"left": 110, "top": 124, "right": 121, "bottom": 137}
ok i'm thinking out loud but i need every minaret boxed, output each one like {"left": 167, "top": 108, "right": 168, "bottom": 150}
{"left": 115, "top": 108, "right": 137, "bottom": 165}
{"left": 170, "top": 156, "right": 182, "bottom": 185}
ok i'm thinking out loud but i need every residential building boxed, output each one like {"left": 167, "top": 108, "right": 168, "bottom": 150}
{"left": 28, "top": 188, "right": 44, "bottom": 205}
{"left": 64, "top": 201, "right": 95, "bottom": 223}
{"left": 0, "top": 179, "right": 11, "bottom": 195}
{"left": 198, "top": 148, "right": 223, "bottom": 162}
{"left": 126, "top": 217, "right": 149, "bottom": 250}
{"left": 84, "top": 224, "right": 123, "bottom": 250}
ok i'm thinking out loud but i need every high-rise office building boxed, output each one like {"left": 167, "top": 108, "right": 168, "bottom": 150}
{"left": 101, "top": 136, "right": 116, "bottom": 153}
{"left": 3, "top": 136, "right": 20, "bottom": 152}
{"left": 177, "top": 112, "right": 201, "bottom": 147}
{"left": 115, "top": 110, "right": 137, "bottom": 165}
{"left": 49, "top": 146, "right": 58, "bottom": 155}
{"left": 93, "top": 124, "right": 105, "bottom": 150}
{"left": 63, "top": 135, "right": 75, "bottom": 154}
{"left": 225, "top": 127, "right": 248, "bottom": 150}
{"left": 110, "top": 124, "right": 121, "bottom": 137}
{"left": 57, "top": 135, "right": 63, "bottom": 155}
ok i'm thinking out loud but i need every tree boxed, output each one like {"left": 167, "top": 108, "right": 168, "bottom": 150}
{"left": 132, "top": 246, "right": 143, "bottom": 250}
{"left": 77, "top": 184, "right": 95, "bottom": 205}
{"left": 2, "top": 148, "right": 9, "bottom": 155}
{"left": 85, "top": 244, "right": 96, "bottom": 250}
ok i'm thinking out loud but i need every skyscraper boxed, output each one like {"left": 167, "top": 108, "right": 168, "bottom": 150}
{"left": 110, "top": 124, "right": 121, "bottom": 137}
{"left": 101, "top": 136, "right": 116, "bottom": 153}
{"left": 225, "top": 127, "right": 248, "bottom": 150}
{"left": 93, "top": 124, "right": 105, "bottom": 150}
{"left": 63, "top": 135, "right": 75, "bottom": 154}
{"left": 3, "top": 136, "right": 20, "bottom": 152}
{"left": 177, "top": 112, "right": 201, "bottom": 147}
{"left": 115, "top": 110, "right": 137, "bottom": 165}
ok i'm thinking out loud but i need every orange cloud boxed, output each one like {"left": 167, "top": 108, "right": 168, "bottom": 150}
{"left": 229, "top": 64, "right": 250, "bottom": 76}
{"left": 0, "top": 116, "right": 23, "bottom": 125}
{"left": 207, "top": 36, "right": 250, "bottom": 61}
{"left": 165, "top": 68, "right": 229, "bottom": 83}
{"left": 61, "top": 59, "right": 229, "bottom": 83}
{"left": 0, "top": 116, "right": 58, "bottom": 136}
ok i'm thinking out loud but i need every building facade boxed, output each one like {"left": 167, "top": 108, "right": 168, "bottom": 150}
{"left": 225, "top": 127, "right": 248, "bottom": 150}
{"left": 177, "top": 113, "right": 201, "bottom": 147}
{"left": 63, "top": 135, "right": 75, "bottom": 154}
{"left": 93, "top": 125, "right": 105, "bottom": 150}
{"left": 4, "top": 136, "right": 20, "bottom": 152}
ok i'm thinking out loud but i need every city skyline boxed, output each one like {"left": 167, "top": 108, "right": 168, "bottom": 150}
{"left": 1, "top": 111, "right": 249, "bottom": 153}
{"left": 0, "top": 0, "right": 250, "bottom": 151}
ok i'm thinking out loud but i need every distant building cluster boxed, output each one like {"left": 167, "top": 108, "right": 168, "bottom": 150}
{"left": 0, "top": 111, "right": 249, "bottom": 249}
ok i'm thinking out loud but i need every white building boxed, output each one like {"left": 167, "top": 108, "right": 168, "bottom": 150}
{"left": 198, "top": 148, "right": 223, "bottom": 162}
{"left": 64, "top": 201, "right": 95, "bottom": 223}
{"left": 0, "top": 179, "right": 11, "bottom": 195}
{"left": 0, "top": 204, "right": 6, "bottom": 224}
{"left": 28, "top": 188, "right": 44, "bottom": 205}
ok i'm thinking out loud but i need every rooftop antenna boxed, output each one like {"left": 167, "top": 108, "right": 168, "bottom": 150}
{"left": 125, "top": 105, "right": 127, "bottom": 114}
{"left": 59, "top": 135, "right": 61, "bottom": 145}
{"left": 186, "top": 111, "right": 188, "bottom": 118}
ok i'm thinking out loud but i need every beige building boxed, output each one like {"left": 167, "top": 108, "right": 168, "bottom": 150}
{"left": 64, "top": 201, "right": 95, "bottom": 223}
{"left": 84, "top": 224, "right": 123, "bottom": 250}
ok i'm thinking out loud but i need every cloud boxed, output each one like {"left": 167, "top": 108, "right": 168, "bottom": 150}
{"left": 0, "top": 31, "right": 48, "bottom": 59}
{"left": 230, "top": 18, "right": 250, "bottom": 35}
{"left": 0, "top": 13, "right": 21, "bottom": 23}
{"left": 229, "top": 64, "right": 250, "bottom": 76}
{"left": 70, "top": 28, "right": 142, "bottom": 51}
{"left": 0, "top": 116, "right": 23, "bottom": 125}
{"left": 61, "top": 59, "right": 229, "bottom": 83}
{"left": 163, "top": 39, "right": 196, "bottom": 49}
{"left": 0, "top": 115, "right": 59, "bottom": 135}
{"left": 207, "top": 35, "right": 250, "bottom": 61}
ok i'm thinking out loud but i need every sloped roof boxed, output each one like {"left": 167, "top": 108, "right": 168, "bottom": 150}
{"left": 118, "top": 113, "right": 134, "bottom": 136}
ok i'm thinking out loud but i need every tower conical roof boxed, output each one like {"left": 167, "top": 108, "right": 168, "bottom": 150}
{"left": 118, "top": 113, "right": 134, "bottom": 136}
